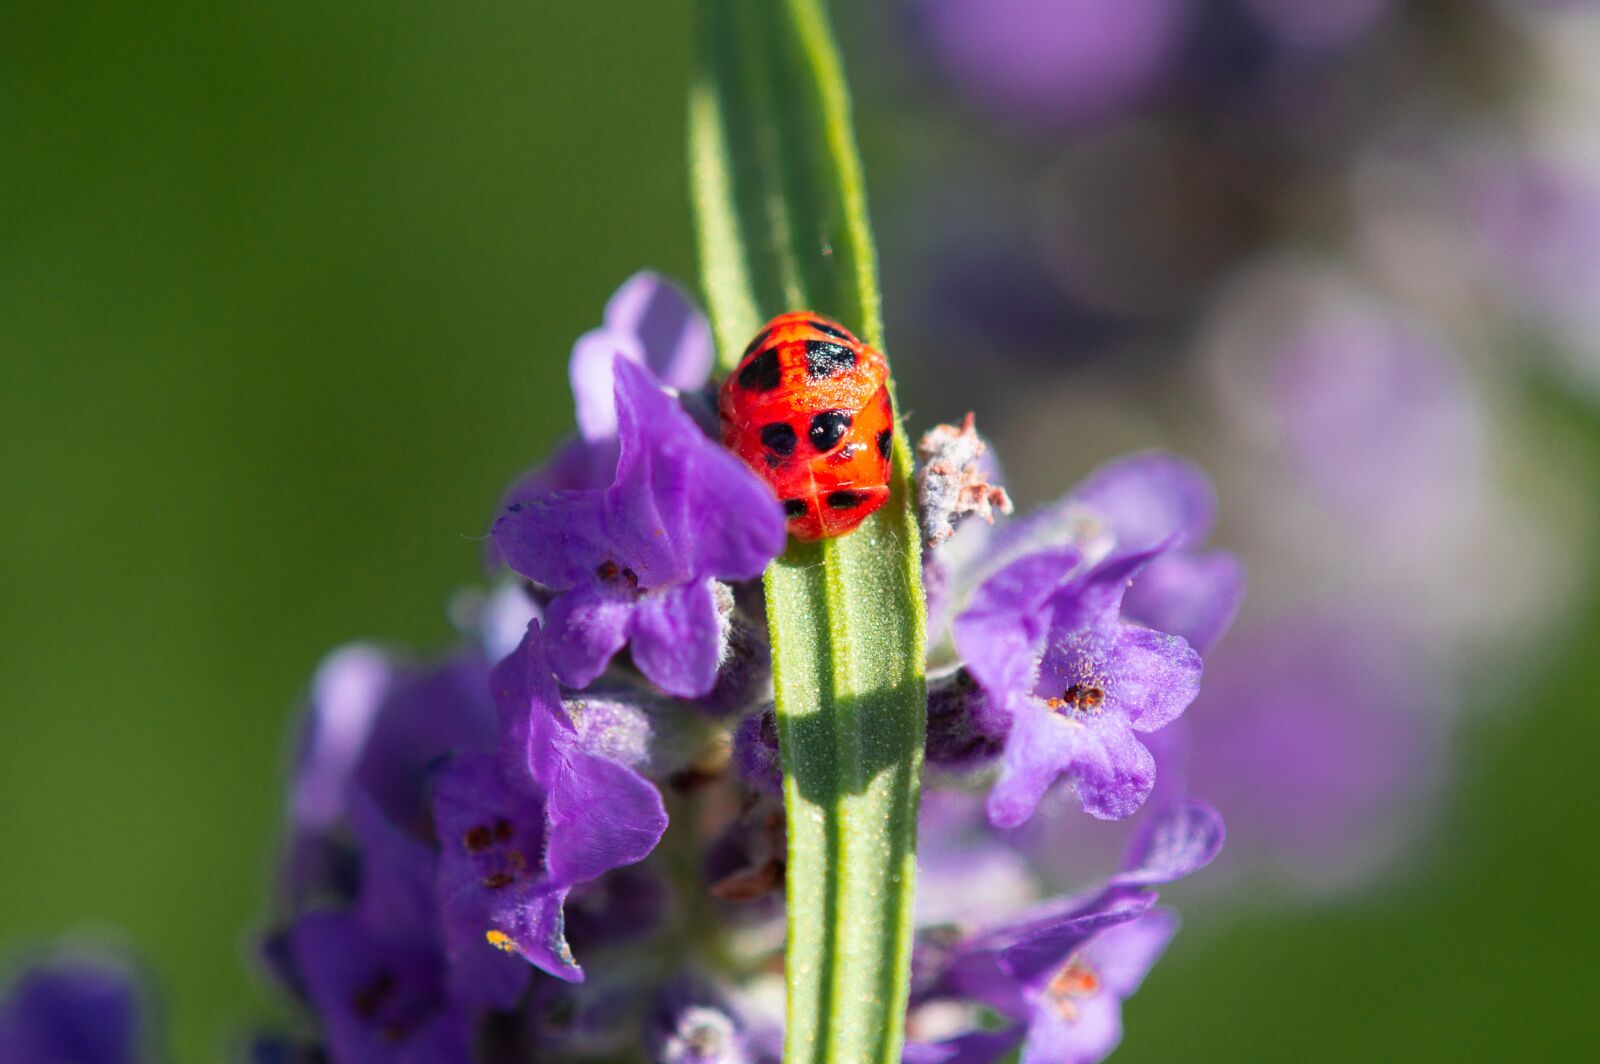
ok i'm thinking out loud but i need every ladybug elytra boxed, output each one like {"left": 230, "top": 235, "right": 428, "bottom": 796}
{"left": 718, "top": 311, "right": 895, "bottom": 541}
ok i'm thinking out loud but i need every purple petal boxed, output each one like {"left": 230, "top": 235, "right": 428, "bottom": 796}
{"left": 1083, "top": 908, "right": 1177, "bottom": 997}
{"left": 569, "top": 273, "right": 714, "bottom": 444}
{"left": 1067, "top": 720, "right": 1157, "bottom": 821}
{"left": 604, "top": 272, "right": 714, "bottom": 393}
{"left": 955, "top": 546, "right": 1082, "bottom": 699}
{"left": 505, "top": 434, "right": 620, "bottom": 500}
{"left": 1070, "top": 452, "right": 1217, "bottom": 551}
{"left": 1122, "top": 549, "right": 1245, "bottom": 654}
{"left": 611, "top": 358, "right": 785, "bottom": 583}
{"left": 348, "top": 793, "right": 438, "bottom": 936}
{"left": 630, "top": 579, "right": 725, "bottom": 697}
{"left": 996, "top": 893, "right": 1155, "bottom": 987}
{"left": 1045, "top": 546, "right": 1161, "bottom": 635}
{"left": 352, "top": 654, "right": 498, "bottom": 840}
{"left": 289, "top": 914, "right": 470, "bottom": 1064}
{"left": 492, "top": 491, "right": 618, "bottom": 590}
{"left": 570, "top": 328, "right": 636, "bottom": 445}
{"left": 429, "top": 753, "right": 556, "bottom": 996}
{"left": 488, "top": 620, "right": 575, "bottom": 785}
{"left": 1109, "top": 801, "right": 1225, "bottom": 889}
{"left": 545, "top": 750, "right": 668, "bottom": 886}
{"left": 986, "top": 705, "right": 1079, "bottom": 828}
{"left": 541, "top": 585, "right": 636, "bottom": 692}
{"left": 1021, "top": 987, "right": 1120, "bottom": 1064}
{"left": 292, "top": 644, "right": 394, "bottom": 832}
{"left": 489, "top": 887, "right": 578, "bottom": 985}
{"left": 1106, "top": 625, "right": 1201, "bottom": 733}
{"left": 1016, "top": 909, "right": 1175, "bottom": 1064}
{"left": 988, "top": 705, "right": 1155, "bottom": 825}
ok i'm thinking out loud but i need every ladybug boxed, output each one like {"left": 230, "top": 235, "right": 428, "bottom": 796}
{"left": 719, "top": 311, "right": 895, "bottom": 541}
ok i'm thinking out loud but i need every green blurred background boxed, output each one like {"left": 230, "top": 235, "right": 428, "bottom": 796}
{"left": 2, "top": 3, "right": 1596, "bottom": 1061}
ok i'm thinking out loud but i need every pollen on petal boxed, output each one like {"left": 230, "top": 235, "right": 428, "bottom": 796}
{"left": 486, "top": 930, "right": 518, "bottom": 953}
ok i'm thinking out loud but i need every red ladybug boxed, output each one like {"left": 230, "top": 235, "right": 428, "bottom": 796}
{"left": 719, "top": 311, "right": 895, "bottom": 541}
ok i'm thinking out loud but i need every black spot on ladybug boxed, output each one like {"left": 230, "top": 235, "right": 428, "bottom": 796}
{"left": 783, "top": 499, "right": 808, "bottom": 518}
{"left": 760, "top": 421, "right": 798, "bottom": 456}
{"left": 876, "top": 429, "right": 892, "bottom": 458}
{"left": 742, "top": 327, "right": 774, "bottom": 360}
{"left": 738, "top": 348, "right": 781, "bottom": 392}
{"left": 807, "top": 319, "right": 853, "bottom": 342}
{"left": 809, "top": 410, "right": 852, "bottom": 452}
{"left": 826, "top": 490, "right": 864, "bottom": 510}
{"left": 805, "top": 340, "right": 857, "bottom": 379}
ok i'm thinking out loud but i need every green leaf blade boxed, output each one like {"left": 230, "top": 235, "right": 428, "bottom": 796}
{"left": 689, "top": 2, "right": 927, "bottom": 1061}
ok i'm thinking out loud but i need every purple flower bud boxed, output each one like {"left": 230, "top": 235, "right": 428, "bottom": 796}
{"left": 493, "top": 358, "right": 786, "bottom": 697}
{"left": 924, "top": 669, "right": 1008, "bottom": 767}
{"left": 0, "top": 951, "right": 146, "bottom": 1064}
{"left": 287, "top": 796, "right": 472, "bottom": 1064}
{"left": 731, "top": 707, "right": 782, "bottom": 799}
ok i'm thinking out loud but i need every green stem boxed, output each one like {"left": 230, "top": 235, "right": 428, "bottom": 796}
{"left": 688, "top": 2, "right": 927, "bottom": 1061}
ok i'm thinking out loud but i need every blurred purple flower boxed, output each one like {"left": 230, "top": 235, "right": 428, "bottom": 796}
{"left": 1239, "top": 0, "right": 1394, "bottom": 50}
{"left": 1268, "top": 305, "right": 1482, "bottom": 548}
{"left": 430, "top": 621, "right": 666, "bottom": 1003}
{"left": 1468, "top": 151, "right": 1600, "bottom": 394}
{"left": 492, "top": 357, "right": 786, "bottom": 696}
{"left": 1183, "top": 612, "right": 1442, "bottom": 884}
{"left": 912, "top": 802, "right": 1222, "bottom": 1064}
{"left": 288, "top": 796, "right": 472, "bottom": 1064}
{"left": 914, "top": 789, "right": 1038, "bottom": 929}
{"left": 0, "top": 952, "right": 144, "bottom": 1064}
{"left": 911, "top": 0, "right": 1192, "bottom": 130}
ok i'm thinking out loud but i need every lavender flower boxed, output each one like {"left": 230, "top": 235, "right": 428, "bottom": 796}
{"left": 911, "top": 802, "right": 1223, "bottom": 1064}
{"left": 0, "top": 952, "right": 145, "bottom": 1064}
{"left": 430, "top": 620, "right": 667, "bottom": 1001}
{"left": 493, "top": 357, "right": 786, "bottom": 697}
{"left": 932, "top": 451, "right": 1241, "bottom": 827}
{"left": 955, "top": 544, "right": 1202, "bottom": 825}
